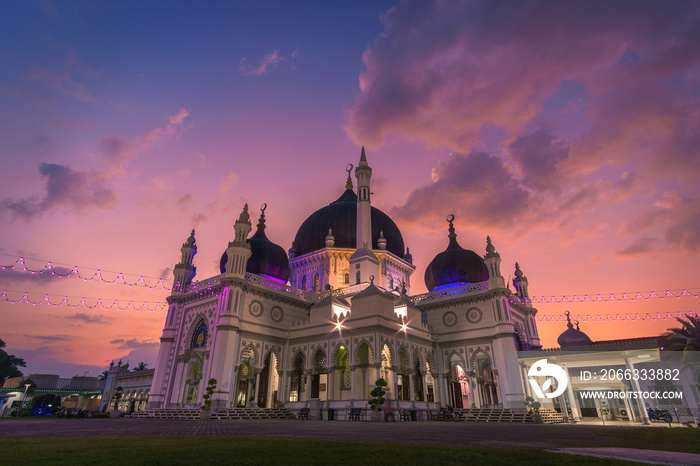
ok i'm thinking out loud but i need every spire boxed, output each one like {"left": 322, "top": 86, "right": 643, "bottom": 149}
{"left": 514, "top": 262, "right": 523, "bottom": 278}
{"left": 485, "top": 236, "right": 499, "bottom": 258}
{"left": 359, "top": 146, "right": 367, "bottom": 165}
{"left": 345, "top": 163, "right": 354, "bottom": 190}
{"left": 186, "top": 229, "right": 196, "bottom": 248}
{"left": 404, "top": 247, "right": 413, "bottom": 264}
{"left": 565, "top": 310, "right": 573, "bottom": 329}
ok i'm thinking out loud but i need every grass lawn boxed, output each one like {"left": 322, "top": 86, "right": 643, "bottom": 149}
{"left": 604, "top": 427, "right": 700, "bottom": 454}
{"left": 0, "top": 436, "right": 638, "bottom": 465}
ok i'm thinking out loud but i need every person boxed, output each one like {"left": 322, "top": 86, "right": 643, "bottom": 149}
{"left": 384, "top": 397, "right": 396, "bottom": 422}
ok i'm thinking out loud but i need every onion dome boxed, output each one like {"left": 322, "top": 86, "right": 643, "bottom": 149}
{"left": 404, "top": 247, "right": 413, "bottom": 264}
{"left": 424, "top": 214, "right": 489, "bottom": 292}
{"left": 557, "top": 311, "right": 593, "bottom": 348}
{"left": 220, "top": 204, "right": 290, "bottom": 283}
{"left": 291, "top": 166, "right": 405, "bottom": 258}
{"left": 485, "top": 236, "right": 499, "bottom": 259}
{"left": 377, "top": 231, "right": 387, "bottom": 250}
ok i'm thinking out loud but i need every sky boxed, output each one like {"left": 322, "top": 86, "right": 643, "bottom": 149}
{"left": 1, "top": 0, "right": 699, "bottom": 378}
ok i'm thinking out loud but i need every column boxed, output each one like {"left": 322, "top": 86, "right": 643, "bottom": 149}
{"left": 566, "top": 377, "right": 582, "bottom": 421}
{"left": 625, "top": 358, "right": 650, "bottom": 425}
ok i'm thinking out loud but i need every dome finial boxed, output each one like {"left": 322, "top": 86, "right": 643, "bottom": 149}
{"left": 565, "top": 310, "right": 573, "bottom": 329}
{"left": 369, "top": 274, "right": 374, "bottom": 285}
{"left": 446, "top": 214, "right": 458, "bottom": 246}
{"left": 514, "top": 262, "right": 523, "bottom": 278}
{"left": 256, "top": 203, "right": 267, "bottom": 232}
{"left": 377, "top": 230, "right": 387, "bottom": 250}
{"left": 345, "top": 163, "right": 354, "bottom": 190}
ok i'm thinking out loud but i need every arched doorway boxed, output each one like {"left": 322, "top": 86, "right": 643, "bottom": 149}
{"left": 257, "top": 352, "right": 279, "bottom": 408}
{"left": 354, "top": 343, "right": 373, "bottom": 399}
{"left": 334, "top": 346, "right": 351, "bottom": 400}
{"left": 449, "top": 363, "right": 470, "bottom": 409}
{"left": 413, "top": 352, "right": 424, "bottom": 401}
{"left": 289, "top": 353, "right": 305, "bottom": 402}
{"left": 479, "top": 361, "right": 499, "bottom": 407}
{"left": 184, "top": 364, "right": 201, "bottom": 405}
{"left": 310, "top": 349, "right": 326, "bottom": 400}
{"left": 396, "top": 348, "right": 410, "bottom": 401}
{"left": 234, "top": 347, "right": 255, "bottom": 407}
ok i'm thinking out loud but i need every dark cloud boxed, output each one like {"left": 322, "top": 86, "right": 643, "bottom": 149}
{"left": 110, "top": 338, "right": 159, "bottom": 351}
{"left": 0, "top": 265, "right": 73, "bottom": 283}
{"left": 508, "top": 129, "right": 569, "bottom": 192}
{"left": 66, "top": 313, "right": 107, "bottom": 324}
{"left": 1, "top": 162, "right": 117, "bottom": 221}
{"left": 24, "top": 334, "right": 70, "bottom": 342}
{"left": 391, "top": 151, "right": 532, "bottom": 229}
{"left": 615, "top": 237, "right": 659, "bottom": 257}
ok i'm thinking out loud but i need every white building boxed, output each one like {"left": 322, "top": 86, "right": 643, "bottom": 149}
{"left": 148, "top": 149, "right": 541, "bottom": 417}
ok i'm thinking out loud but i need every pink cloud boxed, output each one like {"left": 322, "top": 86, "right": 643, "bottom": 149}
{"left": 100, "top": 108, "right": 190, "bottom": 167}
{"left": 25, "top": 66, "right": 93, "bottom": 102}
{"left": 239, "top": 50, "right": 283, "bottom": 76}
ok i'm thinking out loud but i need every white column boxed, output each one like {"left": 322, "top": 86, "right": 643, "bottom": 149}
{"left": 625, "top": 358, "right": 650, "bottom": 425}
{"left": 566, "top": 378, "right": 581, "bottom": 421}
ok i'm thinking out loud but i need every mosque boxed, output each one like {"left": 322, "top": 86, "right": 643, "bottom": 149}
{"left": 144, "top": 148, "right": 542, "bottom": 416}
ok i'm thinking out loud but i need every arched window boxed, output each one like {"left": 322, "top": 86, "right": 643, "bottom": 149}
{"left": 313, "top": 273, "right": 320, "bottom": 292}
{"left": 344, "top": 272, "right": 350, "bottom": 284}
{"left": 300, "top": 276, "right": 307, "bottom": 291}
{"left": 191, "top": 320, "right": 207, "bottom": 349}
{"left": 356, "top": 270, "right": 361, "bottom": 284}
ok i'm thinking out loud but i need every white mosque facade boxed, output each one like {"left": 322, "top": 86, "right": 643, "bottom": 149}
{"left": 147, "top": 149, "right": 542, "bottom": 415}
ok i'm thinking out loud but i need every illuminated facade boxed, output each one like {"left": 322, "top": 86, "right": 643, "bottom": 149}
{"left": 148, "top": 149, "right": 541, "bottom": 415}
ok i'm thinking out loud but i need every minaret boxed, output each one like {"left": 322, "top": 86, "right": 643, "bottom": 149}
{"left": 172, "top": 229, "right": 197, "bottom": 293}
{"left": 513, "top": 262, "right": 529, "bottom": 299}
{"left": 355, "top": 146, "right": 372, "bottom": 249}
{"left": 224, "top": 204, "right": 252, "bottom": 276}
{"left": 349, "top": 147, "right": 379, "bottom": 284}
{"left": 484, "top": 237, "right": 501, "bottom": 277}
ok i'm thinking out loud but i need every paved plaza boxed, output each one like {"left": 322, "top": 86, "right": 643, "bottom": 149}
{"left": 1, "top": 418, "right": 699, "bottom": 464}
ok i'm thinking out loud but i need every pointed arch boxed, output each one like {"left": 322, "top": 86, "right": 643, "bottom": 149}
{"left": 446, "top": 350, "right": 466, "bottom": 371}
{"left": 263, "top": 346, "right": 282, "bottom": 372}
{"left": 187, "top": 314, "right": 209, "bottom": 349}
{"left": 353, "top": 339, "right": 373, "bottom": 366}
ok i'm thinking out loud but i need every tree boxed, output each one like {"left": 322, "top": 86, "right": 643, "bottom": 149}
{"left": 133, "top": 362, "right": 148, "bottom": 371}
{"left": 0, "top": 338, "right": 26, "bottom": 385}
{"left": 665, "top": 314, "right": 700, "bottom": 355}
{"left": 98, "top": 370, "right": 109, "bottom": 381}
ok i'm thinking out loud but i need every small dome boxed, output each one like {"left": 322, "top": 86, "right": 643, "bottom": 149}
{"left": 292, "top": 188, "right": 405, "bottom": 258}
{"left": 424, "top": 215, "right": 489, "bottom": 292}
{"left": 220, "top": 206, "right": 290, "bottom": 283}
{"left": 557, "top": 311, "right": 593, "bottom": 348}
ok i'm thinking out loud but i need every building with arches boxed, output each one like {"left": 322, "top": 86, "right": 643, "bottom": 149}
{"left": 148, "top": 149, "right": 541, "bottom": 416}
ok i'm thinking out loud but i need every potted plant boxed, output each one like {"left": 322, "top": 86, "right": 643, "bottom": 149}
{"left": 524, "top": 396, "right": 543, "bottom": 424}
{"left": 599, "top": 400, "right": 610, "bottom": 425}
{"left": 368, "top": 378, "right": 387, "bottom": 422}
{"left": 110, "top": 386, "right": 124, "bottom": 418}
{"left": 200, "top": 378, "right": 217, "bottom": 420}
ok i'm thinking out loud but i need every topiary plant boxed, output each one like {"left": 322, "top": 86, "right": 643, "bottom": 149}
{"left": 524, "top": 395, "right": 541, "bottom": 415}
{"left": 112, "top": 386, "right": 124, "bottom": 410}
{"left": 201, "top": 378, "right": 217, "bottom": 411}
{"left": 368, "top": 378, "right": 387, "bottom": 412}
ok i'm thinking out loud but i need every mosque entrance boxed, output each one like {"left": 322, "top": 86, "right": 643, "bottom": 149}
{"left": 257, "top": 355, "right": 270, "bottom": 408}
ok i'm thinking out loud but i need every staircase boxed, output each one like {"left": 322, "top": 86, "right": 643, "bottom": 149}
{"left": 126, "top": 407, "right": 295, "bottom": 420}
{"left": 455, "top": 408, "right": 533, "bottom": 423}
{"left": 213, "top": 407, "right": 295, "bottom": 420}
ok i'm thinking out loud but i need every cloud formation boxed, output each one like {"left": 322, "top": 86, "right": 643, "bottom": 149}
{"left": 1, "top": 109, "right": 190, "bottom": 221}
{"left": 110, "top": 338, "right": 159, "bottom": 351}
{"left": 239, "top": 49, "right": 297, "bottom": 76}
{"left": 349, "top": 0, "right": 700, "bottom": 253}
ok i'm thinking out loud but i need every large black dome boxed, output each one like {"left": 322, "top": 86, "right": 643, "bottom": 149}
{"left": 220, "top": 211, "right": 289, "bottom": 283}
{"left": 291, "top": 189, "right": 405, "bottom": 258}
{"left": 424, "top": 217, "right": 489, "bottom": 292}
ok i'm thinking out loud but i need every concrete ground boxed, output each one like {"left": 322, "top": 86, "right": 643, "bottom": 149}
{"left": 0, "top": 419, "right": 698, "bottom": 465}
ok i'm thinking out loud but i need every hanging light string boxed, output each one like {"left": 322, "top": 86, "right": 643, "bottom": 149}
{"left": 0, "top": 287, "right": 223, "bottom": 312}
{"left": 0, "top": 289, "right": 166, "bottom": 312}
{"left": 0, "top": 255, "right": 171, "bottom": 291}
{"left": 535, "top": 310, "right": 697, "bottom": 323}
{"left": 509, "top": 288, "right": 700, "bottom": 306}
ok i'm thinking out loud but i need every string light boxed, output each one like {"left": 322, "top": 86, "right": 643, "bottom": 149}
{"left": 0, "top": 255, "right": 170, "bottom": 291}
{"left": 1, "top": 289, "right": 167, "bottom": 312}
{"left": 535, "top": 311, "right": 697, "bottom": 323}
{"left": 508, "top": 287, "right": 699, "bottom": 306}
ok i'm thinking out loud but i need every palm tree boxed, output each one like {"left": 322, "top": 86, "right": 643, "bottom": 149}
{"left": 133, "top": 362, "right": 148, "bottom": 371}
{"left": 98, "top": 370, "right": 109, "bottom": 381}
{"left": 665, "top": 314, "right": 700, "bottom": 355}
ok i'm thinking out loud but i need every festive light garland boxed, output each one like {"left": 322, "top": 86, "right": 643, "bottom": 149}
{"left": 509, "top": 288, "right": 699, "bottom": 306}
{"left": 0, "top": 289, "right": 167, "bottom": 312}
{"left": 535, "top": 310, "right": 697, "bottom": 323}
{"left": 0, "top": 255, "right": 171, "bottom": 291}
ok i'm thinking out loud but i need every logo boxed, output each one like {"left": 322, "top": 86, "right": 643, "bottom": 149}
{"left": 527, "top": 359, "right": 568, "bottom": 399}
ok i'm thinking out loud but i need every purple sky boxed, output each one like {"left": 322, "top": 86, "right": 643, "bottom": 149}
{"left": 1, "top": 0, "right": 699, "bottom": 377}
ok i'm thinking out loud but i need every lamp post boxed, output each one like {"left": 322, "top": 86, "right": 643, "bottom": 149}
{"left": 20, "top": 383, "right": 31, "bottom": 414}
